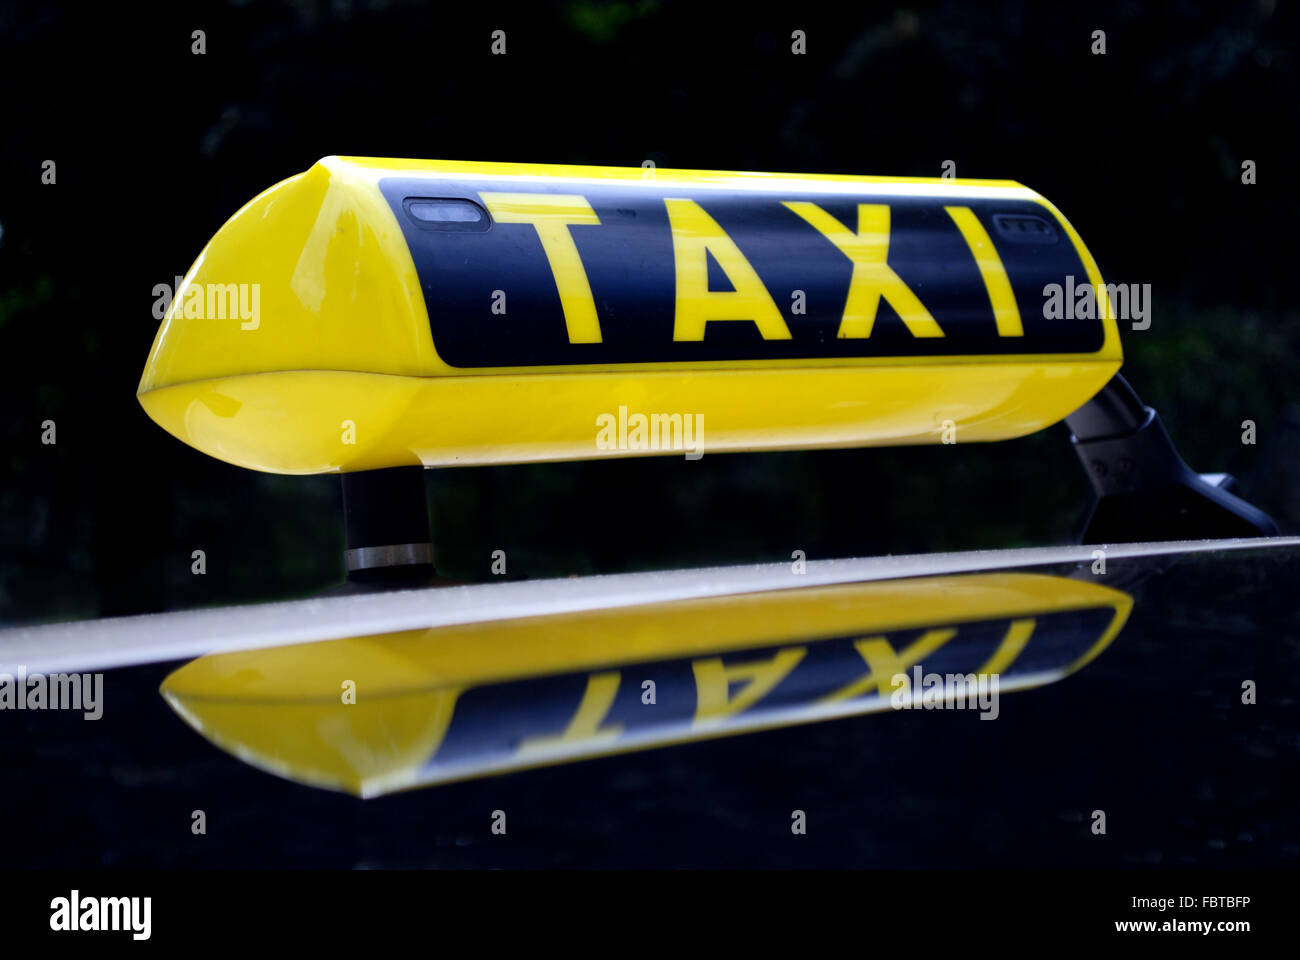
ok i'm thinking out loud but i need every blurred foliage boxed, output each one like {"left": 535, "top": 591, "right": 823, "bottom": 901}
{"left": 0, "top": 0, "right": 1296, "bottom": 622}
{"left": 566, "top": 0, "right": 661, "bottom": 43}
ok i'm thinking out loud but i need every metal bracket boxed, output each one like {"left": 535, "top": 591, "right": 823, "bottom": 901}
{"left": 1066, "top": 375, "right": 1278, "bottom": 543}
{"left": 334, "top": 465, "right": 441, "bottom": 592}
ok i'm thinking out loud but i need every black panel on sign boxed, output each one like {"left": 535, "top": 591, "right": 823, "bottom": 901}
{"left": 378, "top": 177, "right": 1104, "bottom": 367}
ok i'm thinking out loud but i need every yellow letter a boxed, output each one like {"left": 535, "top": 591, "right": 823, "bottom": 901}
{"left": 666, "top": 198, "right": 791, "bottom": 341}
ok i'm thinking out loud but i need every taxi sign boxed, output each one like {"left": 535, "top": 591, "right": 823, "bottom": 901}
{"left": 139, "top": 157, "right": 1122, "bottom": 474}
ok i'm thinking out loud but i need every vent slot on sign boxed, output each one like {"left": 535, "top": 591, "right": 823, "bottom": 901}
{"left": 992, "top": 213, "right": 1058, "bottom": 244}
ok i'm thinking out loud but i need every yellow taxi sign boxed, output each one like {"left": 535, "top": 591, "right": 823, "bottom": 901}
{"left": 139, "top": 157, "right": 1121, "bottom": 474}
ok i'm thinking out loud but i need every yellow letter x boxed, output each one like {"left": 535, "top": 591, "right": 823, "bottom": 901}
{"left": 784, "top": 202, "right": 945, "bottom": 339}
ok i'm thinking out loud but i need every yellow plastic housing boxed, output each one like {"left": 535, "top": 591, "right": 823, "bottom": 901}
{"left": 138, "top": 157, "right": 1122, "bottom": 474}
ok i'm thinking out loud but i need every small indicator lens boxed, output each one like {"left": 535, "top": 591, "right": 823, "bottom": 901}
{"left": 407, "top": 200, "right": 483, "bottom": 223}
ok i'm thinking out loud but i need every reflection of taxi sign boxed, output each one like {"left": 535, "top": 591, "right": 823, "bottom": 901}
{"left": 138, "top": 157, "right": 1121, "bottom": 475}
{"left": 160, "top": 572, "right": 1131, "bottom": 796}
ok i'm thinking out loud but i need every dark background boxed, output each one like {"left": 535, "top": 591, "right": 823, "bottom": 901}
{"left": 2, "top": 0, "right": 1298, "bottom": 619}
{"left": 0, "top": 0, "right": 1297, "bottom": 868}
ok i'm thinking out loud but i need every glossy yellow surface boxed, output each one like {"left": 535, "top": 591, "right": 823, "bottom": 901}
{"left": 161, "top": 572, "right": 1132, "bottom": 796}
{"left": 138, "top": 156, "right": 1122, "bottom": 474}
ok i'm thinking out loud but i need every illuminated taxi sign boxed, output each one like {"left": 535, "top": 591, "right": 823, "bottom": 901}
{"left": 378, "top": 178, "right": 1101, "bottom": 367}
